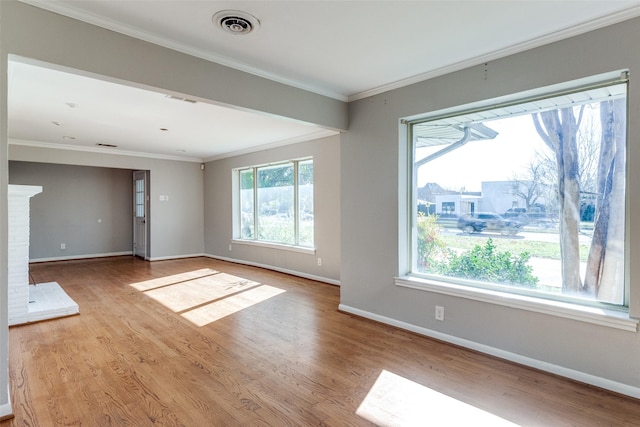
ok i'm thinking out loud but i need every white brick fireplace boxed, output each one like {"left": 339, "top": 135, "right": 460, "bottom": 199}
{"left": 8, "top": 185, "right": 42, "bottom": 326}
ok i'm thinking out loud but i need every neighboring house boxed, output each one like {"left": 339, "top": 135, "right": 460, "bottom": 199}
{"left": 434, "top": 193, "right": 482, "bottom": 217}
{"left": 428, "top": 180, "right": 549, "bottom": 218}
{"left": 417, "top": 182, "right": 459, "bottom": 215}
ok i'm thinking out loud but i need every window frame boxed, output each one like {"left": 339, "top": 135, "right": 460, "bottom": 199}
{"left": 233, "top": 157, "right": 315, "bottom": 253}
{"left": 395, "top": 72, "right": 638, "bottom": 331}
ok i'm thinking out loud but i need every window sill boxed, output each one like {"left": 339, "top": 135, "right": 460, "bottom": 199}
{"left": 231, "top": 239, "right": 316, "bottom": 255}
{"left": 395, "top": 275, "right": 638, "bottom": 332}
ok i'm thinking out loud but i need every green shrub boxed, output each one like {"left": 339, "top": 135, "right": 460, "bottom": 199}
{"left": 437, "top": 238, "right": 538, "bottom": 287}
{"left": 416, "top": 214, "right": 449, "bottom": 272}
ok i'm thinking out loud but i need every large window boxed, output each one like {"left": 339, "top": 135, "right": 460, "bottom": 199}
{"left": 408, "top": 75, "right": 628, "bottom": 308}
{"left": 237, "top": 158, "right": 314, "bottom": 248}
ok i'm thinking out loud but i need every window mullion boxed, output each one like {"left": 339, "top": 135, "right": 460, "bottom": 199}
{"left": 294, "top": 160, "right": 299, "bottom": 246}
{"left": 253, "top": 167, "right": 258, "bottom": 241}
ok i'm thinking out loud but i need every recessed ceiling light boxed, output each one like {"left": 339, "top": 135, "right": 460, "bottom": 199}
{"left": 213, "top": 10, "right": 260, "bottom": 35}
{"left": 51, "top": 121, "right": 62, "bottom": 126}
{"left": 160, "top": 128, "right": 169, "bottom": 132}
{"left": 65, "top": 102, "right": 78, "bottom": 108}
{"left": 176, "top": 149, "right": 187, "bottom": 153}
{"left": 61, "top": 135, "right": 75, "bottom": 140}
{"left": 96, "top": 143, "right": 117, "bottom": 148}
{"left": 165, "top": 95, "right": 198, "bottom": 104}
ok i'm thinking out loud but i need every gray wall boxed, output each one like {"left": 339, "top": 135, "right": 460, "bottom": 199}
{"left": 204, "top": 135, "right": 341, "bottom": 283}
{"left": 9, "top": 145, "right": 205, "bottom": 260}
{"left": 0, "top": 0, "right": 346, "bottom": 414}
{"left": 341, "top": 17, "right": 640, "bottom": 393}
{"left": 1, "top": 0, "right": 640, "bottom": 414}
{"left": 9, "top": 161, "right": 133, "bottom": 261}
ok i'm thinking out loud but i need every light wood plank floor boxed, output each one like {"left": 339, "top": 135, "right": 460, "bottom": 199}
{"left": 3, "top": 256, "right": 640, "bottom": 426}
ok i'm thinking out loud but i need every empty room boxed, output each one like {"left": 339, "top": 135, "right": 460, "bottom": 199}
{"left": 2, "top": 1, "right": 640, "bottom": 425}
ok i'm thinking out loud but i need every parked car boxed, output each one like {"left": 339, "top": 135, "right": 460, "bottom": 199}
{"left": 457, "top": 212, "right": 523, "bottom": 235}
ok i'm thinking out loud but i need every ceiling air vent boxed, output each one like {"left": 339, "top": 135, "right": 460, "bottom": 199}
{"left": 213, "top": 10, "right": 260, "bottom": 35}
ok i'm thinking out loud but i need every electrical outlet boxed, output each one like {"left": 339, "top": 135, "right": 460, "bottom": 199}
{"left": 317, "top": 257, "right": 322, "bottom": 266}
{"left": 60, "top": 243, "right": 66, "bottom": 250}
{"left": 228, "top": 244, "right": 232, "bottom": 251}
{"left": 435, "top": 305, "right": 445, "bottom": 321}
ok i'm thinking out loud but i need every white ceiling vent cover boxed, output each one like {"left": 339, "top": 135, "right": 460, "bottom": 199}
{"left": 213, "top": 10, "right": 260, "bottom": 35}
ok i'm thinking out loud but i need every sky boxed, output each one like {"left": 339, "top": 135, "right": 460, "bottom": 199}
{"left": 415, "top": 106, "right": 603, "bottom": 192}
{"left": 416, "top": 114, "right": 549, "bottom": 192}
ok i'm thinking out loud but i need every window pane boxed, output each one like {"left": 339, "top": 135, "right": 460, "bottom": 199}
{"left": 257, "top": 164, "right": 295, "bottom": 244}
{"left": 411, "top": 82, "right": 627, "bottom": 306}
{"left": 298, "top": 160, "right": 314, "bottom": 247}
{"left": 135, "top": 179, "right": 145, "bottom": 218}
{"left": 240, "top": 169, "right": 254, "bottom": 239}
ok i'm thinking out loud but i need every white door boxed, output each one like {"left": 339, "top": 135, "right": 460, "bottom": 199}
{"left": 133, "top": 171, "right": 147, "bottom": 258}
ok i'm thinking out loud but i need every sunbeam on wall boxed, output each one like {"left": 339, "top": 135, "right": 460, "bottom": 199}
{"left": 129, "top": 269, "right": 286, "bottom": 327}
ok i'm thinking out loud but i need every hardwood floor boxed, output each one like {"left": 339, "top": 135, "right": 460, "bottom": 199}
{"left": 3, "top": 256, "right": 640, "bottom": 426}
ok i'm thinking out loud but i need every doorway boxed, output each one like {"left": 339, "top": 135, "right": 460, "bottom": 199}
{"left": 133, "top": 170, "right": 149, "bottom": 259}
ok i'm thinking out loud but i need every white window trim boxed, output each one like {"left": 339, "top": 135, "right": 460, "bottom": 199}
{"left": 232, "top": 238, "right": 315, "bottom": 255}
{"left": 234, "top": 157, "right": 314, "bottom": 248}
{"left": 400, "top": 71, "right": 634, "bottom": 327}
{"left": 395, "top": 275, "right": 638, "bottom": 332}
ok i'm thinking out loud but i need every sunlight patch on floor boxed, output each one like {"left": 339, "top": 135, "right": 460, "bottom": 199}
{"left": 356, "top": 370, "right": 519, "bottom": 427}
{"left": 129, "top": 268, "right": 220, "bottom": 291}
{"left": 143, "top": 273, "right": 261, "bottom": 312}
{"left": 181, "top": 284, "right": 286, "bottom": 326}
{"left": 130, "top": 269, "right": 286, "bottom": 326}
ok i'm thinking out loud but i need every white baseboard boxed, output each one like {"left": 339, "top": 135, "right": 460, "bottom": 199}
{"left": 205, "top": 254, "right": 340, "bottom": 286}
{"left": 338, "top": 303, "right": 640, "bottom": 400}
{"left": 28, "top": 252, "right": 341, "bottom": 288}
{"left": 0, "top": 386, "right": 12, "bottom": 421}
{"left": 147, "top": 253, "right": 206, "bottom": 261}
{"left": 30, "top": 251, "right": 132, "bottom": 263}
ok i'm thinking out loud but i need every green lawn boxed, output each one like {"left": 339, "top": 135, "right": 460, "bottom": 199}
{"left": 442, "top": 234, "right": 591, "bottom": 261}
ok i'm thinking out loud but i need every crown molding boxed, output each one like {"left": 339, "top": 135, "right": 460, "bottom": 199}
{"left": 203, "top": 129, "right": 339, "bottom": 163}
{"left": 17, "top": 0, "right": 348, "bottom": 102}
{"left": 18, "top": 1, "right": 640, "bottom": 104}
{"left": 9, "top": 129, "right": 339, "bottom": 164}
{"left": 348, "top": 4, "right": 640, "bottom": 102}
{"left": 9, "top": 139, "right": 204, "bottom": 163}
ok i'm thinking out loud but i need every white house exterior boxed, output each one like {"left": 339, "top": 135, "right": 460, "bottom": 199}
{"left": 434, "top": 194, "right": 482, "bottom": 216}
{"left": 433, "top": 180, "right": 549, "bottom": 217}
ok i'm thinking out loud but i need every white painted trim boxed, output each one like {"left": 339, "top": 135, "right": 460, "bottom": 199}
{"left": 19, "top": 0, "right": 640, "bottom": 102}
{"left": 29, "top": 251, "right": 133, "bottom": 263}
{"left": 205, "top": 254, "right": 340, "bottom": 286}
{"left": 11, "top": 131, "right": 339, "bottom": 164}
{"left": 147, "top": 253, "right": 206, "bottom": 262}
{"left": 338, "top": 303, "right": 640, "bottom": 400}
{"left": 348, "top": 5, "right": 640, "bottom": 102}
{"left": 0, "top": 386, "right": 12, "bottom": 420}
{"left": 27, "top": 253, "right": 339, "bottom": 290}
{"left": 9, "top": 139, "right": 203, "bottom": 163}
{"left": 203, "top": 129, "right": 339, "bottom": 163}
{"left": 395, "top": 276, "right": 638, "bottom": 332}
{"left": 231, "top": 239, "right": 316, "bottom": 255}
{"left": 17, "top": 0, "right": 347, "bottom": 101}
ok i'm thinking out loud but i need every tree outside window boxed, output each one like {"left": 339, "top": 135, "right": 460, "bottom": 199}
{"left": 410, "top": 77, "right": 627, "bottom": 307}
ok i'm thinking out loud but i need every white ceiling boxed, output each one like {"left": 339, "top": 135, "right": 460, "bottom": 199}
{"left": 9, "top": 0, "right": 640, "bottom": 162}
